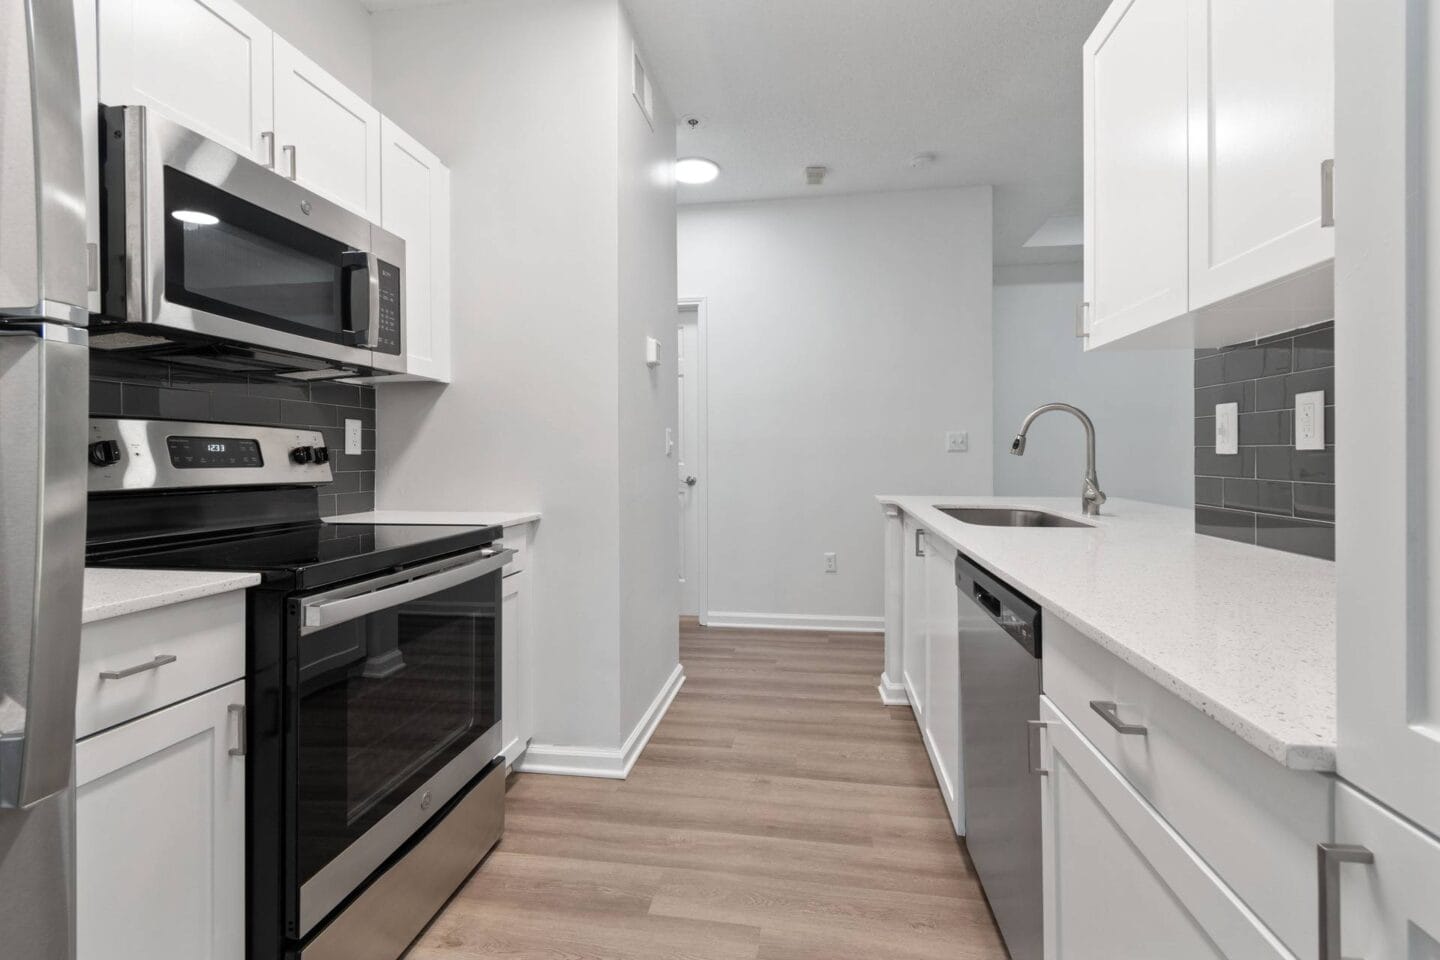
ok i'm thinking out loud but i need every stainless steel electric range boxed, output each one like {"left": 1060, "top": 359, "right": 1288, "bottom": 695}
{"left": 84, "top": 418, "right": 509, "bottom": 960}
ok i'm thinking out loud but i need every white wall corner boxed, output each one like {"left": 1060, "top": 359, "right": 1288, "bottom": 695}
{"left": 704, "top": 611, "right": 885, "bottom": 634}
{"left": 514, "top": 663, "right": 685, "bottom": 779}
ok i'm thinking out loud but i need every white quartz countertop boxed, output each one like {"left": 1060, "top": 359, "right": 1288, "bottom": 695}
{"left": 879, "top": 495, "right": 1336, "bottom": 771}
{"left": 326, "top": 510, "right": 540, "bottom": 528}
{"left": 83, "top": 568, "right": 261, "bottom": 625}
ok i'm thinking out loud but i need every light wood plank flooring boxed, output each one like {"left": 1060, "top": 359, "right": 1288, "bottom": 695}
{"left": 411, "top": 619, "right": 1008, "bottom": 960}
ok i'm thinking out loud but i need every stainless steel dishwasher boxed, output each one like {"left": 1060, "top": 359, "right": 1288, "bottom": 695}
{"left": 956, "top": 553, "right": 1043, "bottom": 960}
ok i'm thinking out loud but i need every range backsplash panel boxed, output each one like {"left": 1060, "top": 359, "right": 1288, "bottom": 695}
{"left": 89, "top": 354, "right": 376, "bottom": 518}
{"left": 1193, "top": 321, "right": 1334, "bottom": 560}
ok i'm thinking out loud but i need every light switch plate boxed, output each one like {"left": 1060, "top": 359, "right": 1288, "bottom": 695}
{"left": 946, "top": 431, "right": 969, "bottom": 453}
{"left": 345, "top": 418, "right": 363, "bottom": 455}
{"left": 824, "top": 552, "right": 838, "bottom": 573}
{"left": 1295, "top": 390, "right": 1325, "bottom": 450}
{"left": 645, "top": 336, "right": 661, "bottom": 366}
{"left": 1215, "top": 403, "right": 1239, "bottom": 455}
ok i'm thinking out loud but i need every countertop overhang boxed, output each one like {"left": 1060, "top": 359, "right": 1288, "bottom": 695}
{"left": 879, "top": 495, "right": 1336, "bottom": 771}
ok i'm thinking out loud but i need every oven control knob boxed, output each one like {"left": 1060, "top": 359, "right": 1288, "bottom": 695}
{"left": 313, "top": 446, "right": 330, "bottom": 465}
{"left": 88, "top": 440, "right": 122, "bottom": 467}
{"left": 290, "top": 445, "right": 314, "bottom": 464}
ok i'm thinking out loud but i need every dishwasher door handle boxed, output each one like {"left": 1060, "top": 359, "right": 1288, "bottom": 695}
{"left": 1090, "top": 700, "right": 1148, "bottom": 736}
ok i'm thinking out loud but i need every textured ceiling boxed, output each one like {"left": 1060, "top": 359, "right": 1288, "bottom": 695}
{"left": 359, "top": 0, "right": 1107, "bottom": 266}
{"left": 625, "top": 0, "right": 1108, "bottom": 267}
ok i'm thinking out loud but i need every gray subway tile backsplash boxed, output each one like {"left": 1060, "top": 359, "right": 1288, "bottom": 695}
{"left": 1193, "top": 320, "right": 1333, "bottom": 559}
{"left": 90, "top": 356, "right": 376, "bottom": 518}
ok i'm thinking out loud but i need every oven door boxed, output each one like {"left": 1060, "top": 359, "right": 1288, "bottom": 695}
{"left": 101, "top": 105, "right": 406, "bottom": 374}
{"left": 286, "top": 548, "right": 510, "bottom": 939}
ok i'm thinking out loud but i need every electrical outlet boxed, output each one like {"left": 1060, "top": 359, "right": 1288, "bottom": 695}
{"left": 946, "top": 431, "right": 969, "bottom": 453}
{"left": 1295, "top": 391, "right": 1325, "bottom": 450}
{"left": 1215, "top": 403, "right": 1238, "bottom": 455}
{"left": 824, "top": 552, "right": 838, "bottom": 573}
{"left": 345, "top": 419, "right": 363, "bottom": 456}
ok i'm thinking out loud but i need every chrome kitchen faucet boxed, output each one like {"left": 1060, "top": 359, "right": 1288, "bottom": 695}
{"left": 1010, "top": 403, "right": 1108, "bottom": 516}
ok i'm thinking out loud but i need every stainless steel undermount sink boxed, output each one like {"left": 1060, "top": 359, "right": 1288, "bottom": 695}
{"left": 936, "top": 506, "right": 1093, "bottom": 529}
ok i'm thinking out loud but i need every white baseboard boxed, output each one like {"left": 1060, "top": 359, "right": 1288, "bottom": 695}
{"left": 514, "top": 663, "right": 685, "bottom": 779}
{"left": 877, "top": 671, "right": 909, "bottom": 705}
{"left": 703, "top": 611, "right": 884, "bottom": 634}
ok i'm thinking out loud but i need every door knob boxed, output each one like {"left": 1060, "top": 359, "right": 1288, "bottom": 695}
{"left": 684, "top": 476, "right": 697, "bottom": 486}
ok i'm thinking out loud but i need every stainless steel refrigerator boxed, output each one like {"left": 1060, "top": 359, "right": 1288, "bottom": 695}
{"left": 1, "top": 1, "right": 91, "bottom": 958}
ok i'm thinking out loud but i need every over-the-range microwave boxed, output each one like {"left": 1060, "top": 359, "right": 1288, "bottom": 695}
{"left": 93, "top": 105, "right": 405, "bottom": 377}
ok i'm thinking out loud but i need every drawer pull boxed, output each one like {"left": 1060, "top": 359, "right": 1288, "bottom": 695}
{"left": 1090, "top": 699, "right": 1147, "bottom": 735}
{"left": 1318, "top": 843, "right": 1373, "bottom": 960}
{"left": 228, "top": 704, "right": 247, "bottom": 758}
{"left": 1027, "top": 720, "right": 1049, "bottom": 774}
{"left": 98, "top": 654, "right": 177, "bottom": 681}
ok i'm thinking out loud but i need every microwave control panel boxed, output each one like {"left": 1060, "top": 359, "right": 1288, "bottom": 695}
{"left": 375, "top": 260, "right": 403, "bottom": 356}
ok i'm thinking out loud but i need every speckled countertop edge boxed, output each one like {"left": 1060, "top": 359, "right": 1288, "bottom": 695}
{"left": 83, "top": 568, "right": 261, "bottom": 624}
{"left": 879, "top": 495, "right": 1337, "bottom": 771}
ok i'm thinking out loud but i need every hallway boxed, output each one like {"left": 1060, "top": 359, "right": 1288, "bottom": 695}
{"left": 411, "top": 621, "right": 1008, "bottom": 960}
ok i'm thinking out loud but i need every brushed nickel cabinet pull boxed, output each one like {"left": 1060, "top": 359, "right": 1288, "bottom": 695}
{"left": 99, "top": 654, "right": 176, "bottom": 681}
{"left": 1090, "top": 699, "right": 1147, "bottom": 735}
{"left": 1318, "top": 843, "right": 1373, "bottom": 960}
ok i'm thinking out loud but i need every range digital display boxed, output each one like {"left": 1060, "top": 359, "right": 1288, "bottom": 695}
{"left": 167, "top": 435, "right": 264, "bottom": 469}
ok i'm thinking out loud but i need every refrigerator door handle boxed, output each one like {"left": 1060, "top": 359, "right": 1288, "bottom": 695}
{"left": 0, "top": 328, "right": 88, "bottom": 809}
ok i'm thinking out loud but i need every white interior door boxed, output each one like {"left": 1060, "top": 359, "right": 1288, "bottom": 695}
{"left": 1334, "top": 0, "right": 1440, "bottom": 836}
{"left": 677, "top": 304, "right": 702, "bottom": 616}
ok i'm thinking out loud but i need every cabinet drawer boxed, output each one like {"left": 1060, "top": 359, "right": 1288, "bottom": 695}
{"left": 78, "top": 592, "right": 247, "bottom": 739}
{"left": 1042, "top": 613, "right": 1331, "bottom": 958}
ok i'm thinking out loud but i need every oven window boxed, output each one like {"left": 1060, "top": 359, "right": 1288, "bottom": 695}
{"left": 293, "top": 568, "right": 499, "bottom": 886}
{"left": 163, "top": 167, "right": 354, "bottom": 344}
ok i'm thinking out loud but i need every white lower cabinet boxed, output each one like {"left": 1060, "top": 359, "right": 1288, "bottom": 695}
{"left": 1332, "top": 782, "right": 1440, "bottom": 958}
{"left": 921, "top": 532, "right": 962, "bottom": 834}
{"left": 900, "top": 515, "right": 927, "bottom": 722}
{"left": 1038, "top": 697, "right": 1293, "bottom": 960}
{"left": 76, "top": 679, "right": 245, "bottom": 960}
{"left": 499, "top": 522, "right": 536, "bottom": 766}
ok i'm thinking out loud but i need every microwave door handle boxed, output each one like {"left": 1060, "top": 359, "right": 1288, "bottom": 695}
{"left": 299, "top": 550, "right": 514, "bottom": 635}
{"left": 340, "top": 251, "right": 373, "bottom": 347}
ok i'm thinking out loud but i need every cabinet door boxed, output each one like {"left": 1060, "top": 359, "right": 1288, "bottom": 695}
{"left": 1082, "top": 0, "right": 1190, "bottom": 348}
{"left": 1039, "top": 698, "right": 1292, "bottom": 960}
{"left": 922, "top": 533, "right": 962, "bottom": 834}
{"left": 901, "top": 516, "right": 928, "bottom": 721}
{"left": 1333, "top": 782, "right": 1440, "bottom": 959}
{"left": 1187, "top": 0, "right": 1334, "bottom": 309}
{"left": 97, "top": 0, "right": 273, "bottom": 162}
{"left": 1334, "top": 0, "right": 1440, "bottom": 837}
{"left": 380, "top": 118, "right": 452, "bottom": 382}
{"left": 500, "top": 570, "right": 532, "bottom": 765}
{"left": 273, "top": 36, "right": 381, "bottom": 220}
{"left": 76, "top": 680, "right": 245, "bottom": 960}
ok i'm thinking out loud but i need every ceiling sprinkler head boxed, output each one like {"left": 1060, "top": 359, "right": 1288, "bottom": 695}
{"left": 805, "top": 165, "right": 827, "bottom": 186}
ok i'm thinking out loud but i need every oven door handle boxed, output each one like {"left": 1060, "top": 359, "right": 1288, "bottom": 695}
{"left": 299, "top": 549, "right": 514, "bottom": 635}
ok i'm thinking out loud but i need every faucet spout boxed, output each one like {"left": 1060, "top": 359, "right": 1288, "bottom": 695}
{"left": 1011, "top": 402, "right": 1107, "bottom": 516}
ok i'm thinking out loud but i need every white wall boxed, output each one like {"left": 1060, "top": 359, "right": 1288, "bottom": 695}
{"left": 992, "top": 280, "right": 1193, "bottom": 506}
{"left": 369, "top": 0, "right": 679, "bottom": 758}
{"left": 370, "top": 0, "right": 624, "bottom": 751}
{"left": 236, "top": 0, "right": 374, "bottom": 100}
{"left": 677, "top": 188, "right": 995, "bottom": 626}
{"left": 616, "top": 13, "right": 680, "bottom": 734}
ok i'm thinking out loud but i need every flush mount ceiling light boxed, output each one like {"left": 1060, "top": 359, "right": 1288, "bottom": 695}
{"left": 171, "top": 209, "right": 220, "bottom": 226}
{"left": 675, "top": 157, "right": 720, "bottom": 185}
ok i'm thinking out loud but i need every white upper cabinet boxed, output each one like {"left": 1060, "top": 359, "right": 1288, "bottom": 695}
{"left": 272, "top": 37, "right": 382, "bottom": 221}
{"left": 1334, "top": 0, "right": 1440, "bottom": 837}
{"left": 97, "top": 0, "right": 274, "bottom": 163}
{"left": 1083, "top": 0, "right": 1190, "bottom": 348}
{"left": 379, "top": 118, "right": 452, "bottom": 382}
{"left": 1083, "top": 0, "right": 1335, "bottom": 349}
{"left": 1186, "top": 0, "right": 1334, "bottom": 310}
